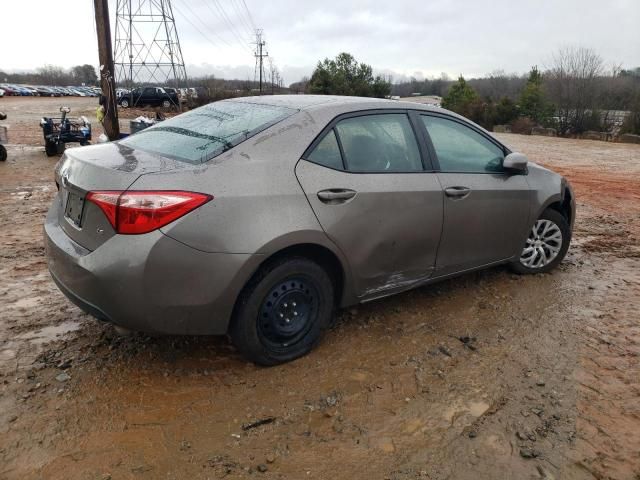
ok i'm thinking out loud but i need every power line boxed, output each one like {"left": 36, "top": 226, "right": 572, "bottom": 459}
{"left": 210, "top": 0, "right": 253, "bottom": 53}
{"left": 240, "top": 0, "right": 257, "bottom": 31}
{"left": 173, "top": 0, "right": 234, "bottom": 49}
{"left": 230, "top": 0, "right": 255, "bottom": 37}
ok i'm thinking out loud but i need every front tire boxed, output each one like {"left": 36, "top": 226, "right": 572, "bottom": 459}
{"left": 511, "top": 208, "right": 571, "bottom": 274}
{"left": 162, "top": 100, "right": 171, "bottom": 108}
{"left": 230, "top": 257, "right": 335, "bottom": 366}
{"left": 0, "top": 145, "right": 7, "bottom": 161}
{"left": 120, "top": 99, "right": 129, "bottom": 108}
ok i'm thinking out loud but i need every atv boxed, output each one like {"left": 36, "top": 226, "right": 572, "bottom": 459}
{"left": 40, "top": 107, "right": 91, "bottom": 156}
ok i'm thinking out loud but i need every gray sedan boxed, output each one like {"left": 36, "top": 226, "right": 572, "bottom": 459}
{"left": 44, "top": 95, "right": 575, "bottom": 365}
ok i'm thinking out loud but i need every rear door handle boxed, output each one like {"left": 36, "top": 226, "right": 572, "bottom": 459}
{"left": 444, "top": 186, "right": 471, "bottom": 199}
{"left": 317, "top": 189, "right": 357, "bottom": 203}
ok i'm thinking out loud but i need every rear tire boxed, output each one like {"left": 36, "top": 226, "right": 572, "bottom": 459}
{"left": 230, "top": 257, "right": 334, "bottom": 366}
{"left": 0, "top": 145, "right": 6, "bottom": 161}
{"left": 510, "top": 208, "right": 571, "bottom": 274}
{"left": 45, "top": 140, "right": 58, "bottom": 157}
{"left": 162, "top": 100, "right": 171, "bottom": 108}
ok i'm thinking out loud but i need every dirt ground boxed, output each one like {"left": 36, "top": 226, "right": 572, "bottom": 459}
{"left": 0, "top": 96, "right": 176, "bottom": 145}
{"left": 0, "top": 98, "right": 639, "bottom": 480}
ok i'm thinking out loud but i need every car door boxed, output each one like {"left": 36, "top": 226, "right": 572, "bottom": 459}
{"left": 139, "top": 87, "right": 154, "bottom": 106}
{"left": 295, "top": 111, "right": 443, "bottom": 299}
{"left": 418, "top": 113, "right": 530, "bottom": 275}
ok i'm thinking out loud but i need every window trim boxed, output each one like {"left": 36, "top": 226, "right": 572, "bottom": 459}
{"left": 416, "top": 112, "right": 517, "bottom": 175}
{"left": 306, "top": 127, "right": 346, "bottom": 171}
{"left": 301, "top": 109, "right": 435, "bottom": 174}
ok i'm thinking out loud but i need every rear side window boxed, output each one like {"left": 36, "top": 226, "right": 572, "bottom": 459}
{"left": 120, "top": 101, "right": 297, "bottom": 164}
{"left": 335, "top": 114, "right": 422, "bottom": 172}
{"left": 421, "top": 115, "right": 504, "bottom": 173}
{"left": 307, "top": 129, "right": 343, "bottom": 170}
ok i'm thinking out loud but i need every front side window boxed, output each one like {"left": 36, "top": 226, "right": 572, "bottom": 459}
{"left": 421, "top": 115, "right": 504, "bottom": 173}
{"left": 120, "top": 100, "right": 297, "bottom": 164}
{"left": 334, "top": 114, "right": 423, "bottom": 172}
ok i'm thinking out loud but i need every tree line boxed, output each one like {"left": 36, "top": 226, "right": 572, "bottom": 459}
{"left": 437, "top": 48, "right": 639, "bottom": 135}
{"left": 298, "top": 48, "right": 640, "bottom": 136}
{"left": 1, "top": 64, "right": 99, "bottom": 86}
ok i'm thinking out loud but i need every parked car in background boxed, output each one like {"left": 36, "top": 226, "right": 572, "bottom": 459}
{"left": 22, "top": 86, "right": 39, "bottom": 96}
{"left": 164, "top": 87, "right": 179, "bottom": 99}
{"left": 45, "top": 95, "right": 575, "bottom": 365}
{"left": 0, "top": 85, "right": 18, "bottom": 96}
{"left": 0, "top": 88, "right": 4, "bottom": 97}
{"left": 35, "top": 86, "right": 56, "bottom": 97}
{"left": 14, "top": 86, "right": 34, "bottom": 96}
{"left": 118, "top": 86, "right": 179, "bottom": 108}
{"left": 79, "top": 87, "right": 98, "bottom": 97}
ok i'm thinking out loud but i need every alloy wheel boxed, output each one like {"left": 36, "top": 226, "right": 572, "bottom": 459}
{"left": 520, "top": 219, "right": 563, "bottom": 269}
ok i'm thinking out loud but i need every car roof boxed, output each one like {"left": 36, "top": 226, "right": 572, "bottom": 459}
{"left": 224, "top": 94, "right": 441, "bottom": 114}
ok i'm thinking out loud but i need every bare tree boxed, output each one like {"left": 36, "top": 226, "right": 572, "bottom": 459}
{"left": 545, "top": 46, "right": 604, "bottom": 134}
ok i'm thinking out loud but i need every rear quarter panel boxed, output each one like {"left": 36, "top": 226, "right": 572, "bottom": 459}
{"left": 130, "top": 110, "right": 326, "bottom": 254}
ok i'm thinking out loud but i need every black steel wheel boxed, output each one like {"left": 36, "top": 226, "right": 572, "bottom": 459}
{"left": 258, "top": 277, "right": 319, "bottom": 350}
{"left": 231, "top": 257, "right": 335, "bottom": 366}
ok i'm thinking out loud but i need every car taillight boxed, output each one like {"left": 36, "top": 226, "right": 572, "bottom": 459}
{"left": 86, "top": 190, "right": 212, "bottom": 235}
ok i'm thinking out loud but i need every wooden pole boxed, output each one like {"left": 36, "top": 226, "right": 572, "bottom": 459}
{"left": 94, "top": 0, "right": 120, "bottom": 140}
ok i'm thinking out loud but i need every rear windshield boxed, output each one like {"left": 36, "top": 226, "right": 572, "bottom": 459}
{"left": 119, "top": 100, "right": 297, "bottom": 164}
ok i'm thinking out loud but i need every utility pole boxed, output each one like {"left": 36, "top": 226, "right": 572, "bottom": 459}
{"left": 94, "top": 0, "right": 120, "bottom": 140}
{"left": 253, "top": 29, "right": 268, "bottom": 94}
{"left": 269, "top": 58, "right": 276, "bottom": 95}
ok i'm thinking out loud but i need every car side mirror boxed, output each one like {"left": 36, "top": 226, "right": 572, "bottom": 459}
{"left": 503, "top": 152, "right": 528, "bottom": 172}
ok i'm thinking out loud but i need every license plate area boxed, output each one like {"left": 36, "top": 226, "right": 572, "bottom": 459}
{"left": 65, "top": 191, "right": 85, "bottom": 227}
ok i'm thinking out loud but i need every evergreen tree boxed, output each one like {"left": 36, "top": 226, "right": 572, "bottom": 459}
{"left": 441, "top": 76, "right": 478, "bottom": 112}
{"left": 308, "top": 53, "right": 391, "bottom": 98}
{"left": 519, "top": 66, "right": 553, "bottom": 124}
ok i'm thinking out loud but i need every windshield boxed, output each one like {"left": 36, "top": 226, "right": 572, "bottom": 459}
{"left": 119, "top": 100, "right": 297, "bottom": 164}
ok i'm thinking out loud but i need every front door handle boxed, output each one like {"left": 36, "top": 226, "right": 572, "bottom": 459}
{"left": 444, "top": 186, "right": 471, "bottom": 199}
{"left": 317, "top": 189, "right": 357, "bottom": 203}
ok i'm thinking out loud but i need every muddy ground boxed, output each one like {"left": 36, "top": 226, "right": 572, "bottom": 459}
{"left": 0, "top": 98, "right": 639, "bottom": 480}
{"left": 0, "top": 96, "right": 176, "bottom": 145}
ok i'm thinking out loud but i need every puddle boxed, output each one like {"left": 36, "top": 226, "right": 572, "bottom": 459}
{"left": 0, "top": 346, "right": 17, "bottom": 362}
{"left": 443, "top": 400, "right": 490, "bottom": 424}
{"left": 11, "top": 297, "right": 41, "bottom": 310}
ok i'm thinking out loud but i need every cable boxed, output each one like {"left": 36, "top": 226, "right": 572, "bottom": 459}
{"left": 210, "top": 0, "right": 253, "bottom": 53}
{"left": 240, "top": 0, "right": 256, "bottom": 31}
{"left": 178, "top": 0, "right": 253, "bottom": 55}
{"left": 172, "top": 2, "right": 229, "bottom": 50}
{"left": 230, "top": 0, "right": 255, "bottom": 37}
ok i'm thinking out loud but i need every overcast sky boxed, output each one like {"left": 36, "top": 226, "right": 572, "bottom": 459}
{"left": 2, "top": 0, "right": 639, "bottom": 84}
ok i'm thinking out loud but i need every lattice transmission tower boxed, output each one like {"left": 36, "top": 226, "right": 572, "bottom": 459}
{"left": 113, "top": 0, "right": 188, "bottom": 88}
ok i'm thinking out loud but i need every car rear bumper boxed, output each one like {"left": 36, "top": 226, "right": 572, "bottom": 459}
{"left": 44, "top": 200, "right": 263, "bottom": 335}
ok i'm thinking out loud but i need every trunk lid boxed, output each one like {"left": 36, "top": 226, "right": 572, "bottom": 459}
{"left": 54, "top": 142, "right": 185, "bottom": 251}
